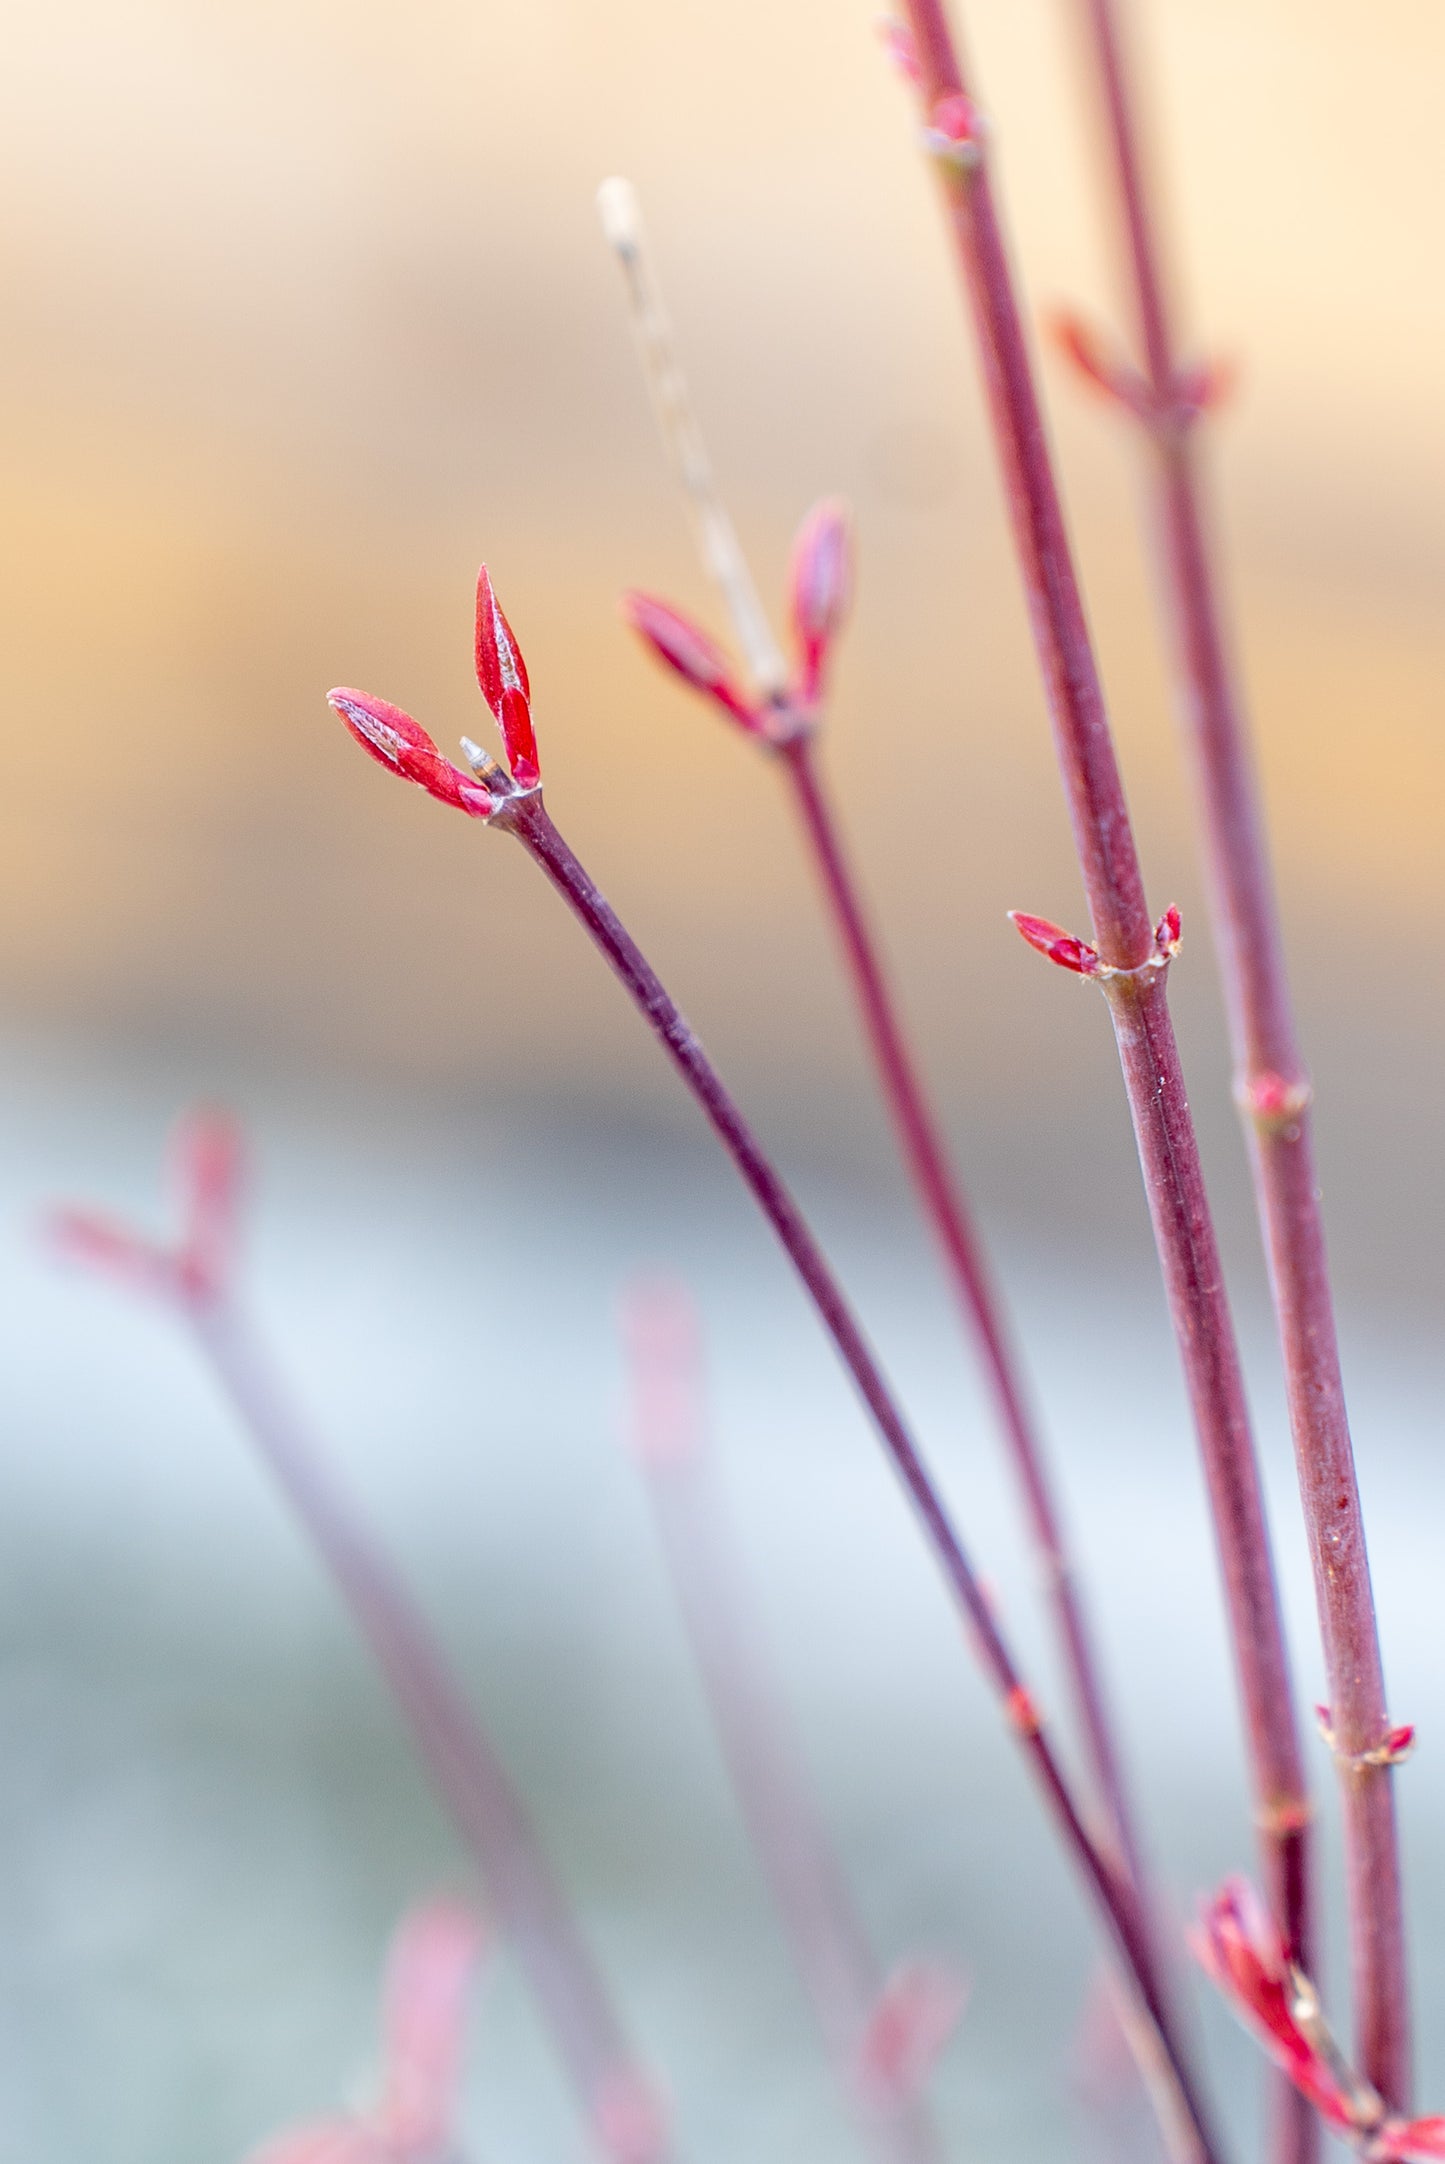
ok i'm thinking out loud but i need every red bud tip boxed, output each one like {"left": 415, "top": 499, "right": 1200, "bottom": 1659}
{"left": 1175, "top": 356, "right": 1238, "bottom": 417}
{"left": 1314, "top": 1703, "right": 1333, "bottom": 1732}
{"left": 878, "top": 18, "right": 922, "bottom": 86}
{"left": 621, "top": 591, "right": 762, "bottom": 733}
{"left": 1009, "top": 911, "right": 1100, "bottom": 976}
{"left": 1155, "top": 904, "right": 1182, "bottom": 956}
{"left": 1192, "top": 1879, "right": 1362, "bottom": 2133}
{"left": 1386, "top": 2118, "right": 1445, "bottom": 2159}
{"left": 377, "top": 1903, "right": 488, "bottom": 2153}
{"left": 171, "top": 1106, "right": 244, "bottom": 1301}
{"left": 330, "top": 690, "right": 494, "bottom": 819}
{"left": 44, "top": 1208, "right": 173, "bottom": 1295}
{"left": 787, "top": 498, "right": 854, "bottom": 705}
{"left": 590, "top": 2067, "right": 670, "bottom": 2164}
{"left": 474, "top": 568, "right": 540, "bottom": 788}
{"left": 856, "top": 1958, "right": 969, "bottom": 2102}
{"left": 1005, "top": 1684, "right": 1041, "bottom": 1737}
{"left": 621, "top": 1278, "right": 705, "bottom": 1469}
{"left": 1385, "top": 1724, "right": 1416, "bottom": 1760}
{"left": 1048, "top": 312, "right": 1153, "bottom": 422}
{"left": 924, "top": 91, "right": 984, "bottom": 167}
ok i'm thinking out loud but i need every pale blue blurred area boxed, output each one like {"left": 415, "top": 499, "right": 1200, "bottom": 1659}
{"left": 0, "top": 1032, "right": 1441, "bottom": 2163}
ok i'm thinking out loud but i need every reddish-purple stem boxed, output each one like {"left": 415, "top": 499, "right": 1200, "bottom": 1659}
{"left": 781, "top": 729, "right": 1151, "bottom": 1903}
{"left": 1069, "top": 0, "right": 1407, "bottom": 2108}
{"left": 186, "top": 1293, "right": 671, "bottom": 2164}
{"left": 496, "top": 787, "right": 1222, "bottom": 2164}
{"left": 624, "top": 1289, "right": 951, "bottom": 2164}
{"left": 895, "top": 0, "right": 1312, "bottom": 2120}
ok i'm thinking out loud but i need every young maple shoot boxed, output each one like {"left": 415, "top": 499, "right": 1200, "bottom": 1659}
{"left": 328, "top": 566, "right": 1223, "bottom": 2164}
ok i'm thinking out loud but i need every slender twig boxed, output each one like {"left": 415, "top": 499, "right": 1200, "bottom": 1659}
{"left": 622, "top": 1282, "right": 962, "bottom": 2164}
{"left": 1060, "top": 0, "right": 1408, "bottom": 2109}
{"left": 888, "top": 2, "right": 1314, "bottom": 2134}
{"left": 598, "top": 177, "right": 1155, "bottom": 1939}
{"left": 327, "top": 614, "right": 1225, "bottom": 2164}
{"left": 48, "top": 1117, "right": 672, "bottom": 2164}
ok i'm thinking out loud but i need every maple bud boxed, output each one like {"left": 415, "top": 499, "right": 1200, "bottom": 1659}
{"left": 787, "top": 497, "right": 854, "bottom": 704}
{"left": 474, "top": 566, "right": 540, "bottom": 788}
{"left": 45, "top": 1208, "right": 171, "bottom": 1295}
{"left": 377, "top": 1903, "right": 488, "bottom": 2153}
{"left": 856, "top": 1957, "right": 969, "bottom": 2102}
{"left": 1008, "top": 911, "right": 1101, "bottom": 977}
{"left": 329, "top": 690, "right": 494, "bottom": 819}
{"left": 172, "top": 1106, "right": 243, "bottom": 1301}
{"left": 1192, "top": 1880, "right": 1357, "bottom": 2132}
{"left": 1048, "top": 312, "right": 1150, "bottom": 420}
{"left": 1155, "top": 904, "right": 1182, "bottom": 955}
{"left": 878, "top": 18, "right": 922, "bottom": 86}
{"left": 923, "top": 91, "right": 984, "bottom": 169}
{"left": 621, "top": 591, "right": 762, "bottom": 732}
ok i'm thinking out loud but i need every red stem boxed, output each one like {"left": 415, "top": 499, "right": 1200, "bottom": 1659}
{"left": 502, "top": 788, "right": 1223, "bottom": 2164}
{"left": 186, "top": 1293, "right": 672, "bottom": 2164}
{"left": 780, "top": 733, "right": 1149, "bottom": 1896}
{"left": 1071, "top": 0, "right": 1408, "bottom": 2107}
{"left": 895, "top": 0, "right": 1313, "bottom": 2099}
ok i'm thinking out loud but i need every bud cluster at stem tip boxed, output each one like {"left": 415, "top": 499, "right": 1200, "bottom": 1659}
{"left": 329, "top": 565, "right": 542, "bottom": 822}
{"left": 1193, "top": 1879, "right": 1445, "bottom": 2159}
{"left": 622, "top": 496, "right": 854, "bottom": 744}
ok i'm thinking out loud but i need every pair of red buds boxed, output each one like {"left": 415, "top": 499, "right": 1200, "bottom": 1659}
{"left": 1196, "top": 1880, "right": 1444, "bottom": 2158}
{"left": 622, "top": 497, "right": 854, "bottom": 738}
{"left": 1010, "top": 905, "right": 1182, "bottom": 979}
{"left": 49, "top": 1108, "right": 244, "bottom": 1307}
{"left": 328, "top": 567, "right": 540, "bottom": 824}
{"left": 1051, "top": 313, "right": 1235, "bottom": 433}
{"left": 247, "top": 1901, "right": 486, "bottom": 2164}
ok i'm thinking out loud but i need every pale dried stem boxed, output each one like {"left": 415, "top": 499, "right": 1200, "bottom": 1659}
{"left": 597, "top": 177, "right": 788, "bottom": 698}
{"left": 895, "top": 0, "right": 1312, "bottom": 2121}
{"left": 495, "top": 787, "right": 1223, "bottom": 2164}
{"left": 1069, "top": 0, "right": 1407, "bottom": 2110}
{"left": 186, "top": 1293, "right": 672, "bottom": 2164}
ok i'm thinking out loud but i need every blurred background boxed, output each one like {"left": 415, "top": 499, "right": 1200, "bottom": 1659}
{"left": 1, "top": 0, "right": 1443, "bottom": 2157}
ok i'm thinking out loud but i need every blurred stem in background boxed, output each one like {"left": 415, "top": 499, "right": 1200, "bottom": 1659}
{"left": 48, "top": 1113, "right": 674, "bottom": 2164}
{"left": 621, "top": 1279, "right": 965, "bottom": 2164}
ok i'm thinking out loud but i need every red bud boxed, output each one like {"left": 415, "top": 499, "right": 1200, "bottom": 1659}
{"left": 329, "top": 690, "right": 495, "bottom": 819}
{"left": 856, "top": 1958, "right": 969, "bottom": 2102}
{"left": 878, "top": 19, "right": 922, "bottom": 86}
{"left": 1008, "top": 911, "right": 1100, "bottom": 976}
{"left": 924, "top": 91, "right": 984, "bottom": 167}
{"left": 474, "top": 567, "right": 540, "bottom": 788}
{"left": 1048, "top": 312, "right": 1152, "bottom": 422}
{"left": 172, "top": 1107, "right": 244, "bottom": 1301}
{"left": 1386, "top": 2118, "right": 1445, "bottom": 2159}
{"left": 1155, "top": 904, "right": 1182, "bottom": 956}
{"left": 787, "top": 498, "right": 853, "bottom": 704}
{"left": 45, "top": 1208, "right": 172, "bottom": 1295}
{"left": 377, "top": 1903, "right": 488, "bottom": 2154}
{"left": 1192, "top": 1879, "right": 1359, "bottom": 2133}
{"left": 621, "top": 592, "right": 762, "bottom": 733}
